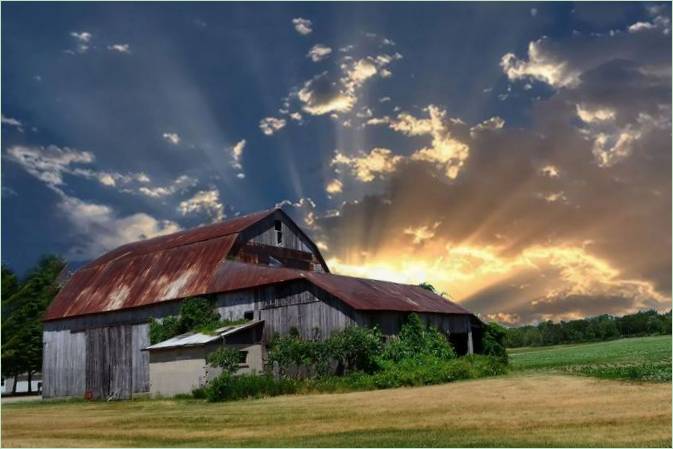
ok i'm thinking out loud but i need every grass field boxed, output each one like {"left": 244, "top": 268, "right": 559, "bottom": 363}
{"left": 509, "top": 335, "right": 672, "bottom": 381}
{"left": 2, "top": 336, "right": 671, "bottom": 447}
{"left": 2, "top": 374, "right": 671, "bottom": 447}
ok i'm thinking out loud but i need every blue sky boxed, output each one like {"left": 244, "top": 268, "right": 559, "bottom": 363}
{"left": 2, "top": 2, "right": 671, "bottom": 324}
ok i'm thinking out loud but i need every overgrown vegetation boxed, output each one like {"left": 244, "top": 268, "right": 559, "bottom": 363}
{"left": 202, "top": 314, "right": 507, "bottom": 402}
{"left": 504, "top": 310, "right": 671, "bottom": 348}
{"left": 2, "top": 256, "right": 66, "bottom": 393}
{"left": 207, "top": 347, "right": 243, "bottom": 375}
{"left": 148, "top": 297, "right": 248, "bottom": 344}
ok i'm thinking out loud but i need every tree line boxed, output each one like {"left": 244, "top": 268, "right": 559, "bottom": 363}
{"left": 503, "top": 310, "right": 672, "bottom": 348}
{"left": 2, "top": 255, "right": 65, "bottom": 394}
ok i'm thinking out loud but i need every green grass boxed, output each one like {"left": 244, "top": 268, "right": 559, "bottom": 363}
{"left": 509, "top": 335, "right": 672, "bottom": 381}
{"left": 2, "top": 375, "right": 671, "bottom": 447}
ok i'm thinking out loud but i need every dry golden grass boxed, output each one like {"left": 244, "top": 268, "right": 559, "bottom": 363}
{"left": 2, "top": 374, "right": 671, "bottom": 447}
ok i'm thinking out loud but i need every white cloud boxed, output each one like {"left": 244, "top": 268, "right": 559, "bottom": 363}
{"left": 69, "top": 31, "right": 92, "bottom": 54}
{"left": 1, "top": 114, "right": 23, "bottom": 131}
{"left": 576, "top": 104, "right": 616, "bottom": 123}
{"left": 6, "top": 145, "right": 94, "bottom": 187}
{"left": 289, "top": 112, "right": 303, "bottom": 121}
{"left": 59, "top": 194, "right": 180, "bottom": 260}
{"left": 470, "top": 116, "right": 505, "bottom": 136}
{"left": 530, "top": 8, "right": 538, "bottom": 17}
{"left": 390, "top": 105, "right": 470, "bottom": 180}
{"left": 162, "top": 132, "right": 181, "bottom": 145}
{"left": 259, "top": 117, "right": 287, "bottom": 136}
{"left": 501, "top": 38, "right": 580, "bottom": 88}
{"left": 70, "top": 31, "right": 92, "bottom": 43}
{"left": 307, "top": 44, "right": 332, "bottom": 62}
{"left": 326, "top": 179, "right": 343, "bottom": 194}
{"left": 331, "top": 148, "right": 402, "bottom": 182}
{"left": 107, "top": 44, "right": 131, "bottom": 53}
{"left": 292, "top": 18, "right": 313, "bottom": 35}
{"left": 137, "top": 175, "right": 197, "bottom": 198}
{"left": 297, "top": 72, "right": 355, "bottom": 116}
{"left": 178, "top": 189, "right": 225, "bottom": 222}
{"left": 229, "top": 139, "right": 246, "bottom": 170}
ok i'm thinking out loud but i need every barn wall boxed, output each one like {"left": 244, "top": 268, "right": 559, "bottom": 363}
{"left": 215, "top": 281, "right": 365, "bottom": 341}
{"left": 42, "top": 329, "right": 86, "bottom": 398}
{"left": 43, "top": 280, "right": 476, "bottom": 399}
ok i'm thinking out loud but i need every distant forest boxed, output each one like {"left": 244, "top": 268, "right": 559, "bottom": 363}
{"left": 503, "top": 310, "right": 672, "bottom": 348}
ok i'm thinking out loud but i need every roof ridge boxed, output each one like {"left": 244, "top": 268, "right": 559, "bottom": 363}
{"left": 83, "top": 209, "right": 276, "bottom": 269}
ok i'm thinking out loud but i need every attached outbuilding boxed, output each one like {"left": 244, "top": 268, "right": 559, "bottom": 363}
{"left": 43, "top": 208, "right": 483, "bottom": 399}
{"left": 144, "top": 320, "right": 264, "bottom": 397}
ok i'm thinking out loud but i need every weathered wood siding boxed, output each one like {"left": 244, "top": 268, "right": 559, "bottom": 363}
{"left": 237, "top": 210, "right": 327, "bottom": 272}
{"left": 215, "top": 281, "right": 364, "bottom": 341}
{"left": 85, "top": 326, "right": 133, "bottom": 400}
{"left": 42, "top": 329, "right": 86, "bottom": 398}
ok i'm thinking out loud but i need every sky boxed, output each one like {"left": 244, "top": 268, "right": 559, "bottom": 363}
{"left": 2, "top": 2, "right": 671, "bottom": 325}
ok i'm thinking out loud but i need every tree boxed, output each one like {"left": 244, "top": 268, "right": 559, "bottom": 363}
{"left": 1, "top": 256, "right": 65, "bottom": 393}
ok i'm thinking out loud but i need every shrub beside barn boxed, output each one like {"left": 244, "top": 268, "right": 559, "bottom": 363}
{"left": 43, "top": 208, "right": 483, "bottom": 399}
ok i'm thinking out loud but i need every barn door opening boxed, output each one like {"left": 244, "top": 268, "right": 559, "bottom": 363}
{"left": 85, "top": 326, "right": 133, "bottom": 400}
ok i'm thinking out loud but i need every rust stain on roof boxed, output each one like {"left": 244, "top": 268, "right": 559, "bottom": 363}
{"left": 45, "top": 209, "right": 474, "bottom": 321}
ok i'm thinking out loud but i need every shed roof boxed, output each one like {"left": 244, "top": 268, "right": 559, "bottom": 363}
{"left": 45, "top": 209, "right": 476, "bottom": 321}
{"left": 144, "top": 320, "right": 264, "bottom": 351}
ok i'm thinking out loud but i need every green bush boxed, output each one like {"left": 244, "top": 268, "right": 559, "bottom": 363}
{"left": 268, "top": 325, "right": 384, "bottom": 378}
{"left": 482, "top": 322, "right": 509, "bottom": 364}
{"left": 204, "top": 374, "right": 297, "bottom": 402}
{"left": 207, "top": 347, "right": 242, "bottom": 375}
{"left": 380, "top": 314, "right": 455, "bottom": 362}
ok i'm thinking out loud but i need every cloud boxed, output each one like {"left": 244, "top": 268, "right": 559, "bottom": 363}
{"left": 501, "top": 38, "right": 580, "bottom": 88}
{"left": 229, "top": 139, "right": 246, "bottom": 169}
{"left": 325, "top": 179, "right": 343, "bottom": 195}
{"left": 540, "top": 165, "right": 560, "bottom": 178}
{"left": 404, "top": 222, "right": 441, "bottom": 245}
{"left": 1, "top": 114, "right": 23, "bottom": 131}
{"left": 68, "top": 31, "right": 92, "bottom": 54}
{"left": 312, "top": 22, "right": 671, "bottom": 324}
{"left": 259, "top": 117, "right": 286, "bottom": 136}
{"left": 107, "top": 44, "right": 131, "bottom": 53}
{"left": 178, "top": 189, "right": 225, "bottom": 222}
{"left": 60, "top": 194, "right": 181, "bottom": 260}
{"left": 331, "top": 148, "right": 403, "bottom": 182}
{"left": 137, "top": 175, "right": 197, "bottom": 198}
{"left": 292, "top": 17, "right": 313, "bottom": 35}
{"left": 297, "top": 72, "right": 355, "bottom": 116}
{"left": 307, "top": 44, "right": 332, "bottom": 62}
{"left": 162, "top": 132, "right": 181, "bottom": 145}
{"left": 295, "top": 51, "right": 402, "bottom": 117}
{"left": 6, "top": 145, "right": 95, "bottom": 187}
{"left": 390, "top": 105, "right": 471, "bottom": 180}
{"left": 70, "top": 31, "right": 91, "bottom": 42}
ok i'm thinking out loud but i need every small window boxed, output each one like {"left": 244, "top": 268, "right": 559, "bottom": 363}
{"left": 238, "top": 351, "right": 248, "bottom": 364}
{"left": 274, "top": 220, "right": 283, "bottom": 246}
{"left": 244, "top": 310, "right": 254, "bottom": 320}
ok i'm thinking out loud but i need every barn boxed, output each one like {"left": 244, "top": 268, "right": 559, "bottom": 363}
{"left": 43, "top": 208, "right": 483, "bottom": 399}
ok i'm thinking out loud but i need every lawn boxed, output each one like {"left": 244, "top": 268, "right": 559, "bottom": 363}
{"left": 2, "top": 374, "right": 671, "bottom": 447}
{"left": 509, "top": 335, "right": 672, "bottom": 381}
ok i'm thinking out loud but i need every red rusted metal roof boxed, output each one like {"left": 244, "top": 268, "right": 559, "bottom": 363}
{"left": 45, "top": 209, "right": 474, "bottom": 321}
{"left": 305, "top": 272, "right": 473, "bottom": 315}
